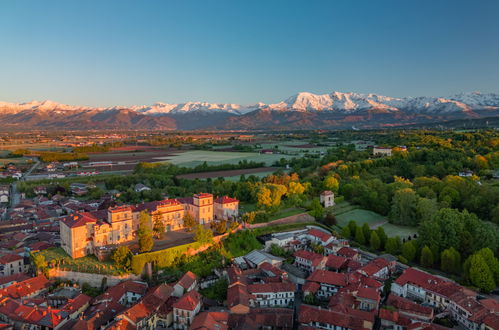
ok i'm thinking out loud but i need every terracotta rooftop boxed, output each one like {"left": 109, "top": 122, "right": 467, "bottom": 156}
{"left": 176, "top": 271, "right": 197, "bottom": 290}
{"left": 214, "top": 196, "right": 238, "bottom": 204}
{"left": 307, "top": 270, "right": 348, "bottom": 287}
{"left": 247, "top": 282, "right": 295, "bottom": 294}
{"left": 173, "top": 290, "right": 201, "bottom": 311}
{"left": 0, "top": 253, "right": 23, "bottom": 264}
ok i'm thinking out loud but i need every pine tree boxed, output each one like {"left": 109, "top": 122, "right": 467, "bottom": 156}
{"left": 376, "top": 227, "right": 387, "bottom": 250}
{"left": 370, "top": 231, "right": 381, "bottom": 250}
{"left": 362, "top": 223, "right": 371, "bottom": 242}
{"left": 355, "top": 226, "right": 365, "bottom": 245}
{"left": 420, "top": 245, "right": 434, "bottom": 267}
{"left": 401, "top": 241, "right": 417, "bottom": 262}
{"left": 341, "top": 226, "right": 351, "bottom": 239}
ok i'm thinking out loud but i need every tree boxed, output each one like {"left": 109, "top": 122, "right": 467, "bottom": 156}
{"left": 341, "top": 226, "right": 351, "bottom": 239}
{"left": 385, "top": 237, "right": 401, "bottom": 255}
{"left": 183, "top": 212, "right": 197, "bottom": 231}
{"left": 242, "top": 211, "right": 256, "bottom": 224}
{"left": 476, "top": 248, "right": 499, "bottom": 283}
{"left": 153, "top": 217, "right": 165, "bottom": 239}
{"left": 416, "top": 197, "right": 438, "bottom": 223}
{"left": 376, "top": 226, "right": 388, "bottom": 250}
{"left": 112, "top": 246, "right": 133, "bottom": 270}
{"left": 420, "top": 245, "right": 434, "bottom": 268}
{"left": 324, "top": 212, "right": 337, "bottom": 226}
{"left": 441, "top": 247, "right": 461, "bottom": 275}
{"left": 355, "top": 226, "right": 365, "bottom": 245}
{"left": 303, "top": 293, "right": 317, "bottom": 305}
{"left": 362, "top": 223, "right": 371, "bottom": 243}
{"left": 401, "top": 241, "right": 417, "bottom": 262}
{"left": 194, "top": 225, "right": 214, "bottom": 245}
{"left": 270, "top": 244, "right": 286, "bottom": 257}
{"left": 324, "top": 176, "right": 339, "bottom": 193}
{"left": 309, "top": 199, "right": 325, "bottom": 221}
{"left": 348, "top": 220, "right": 357, "bottom": 236}
{"left": 469, "top": 254, "right": 495, "bottom": 292}
{"left": 214, "top": 220, "right": 227, "bottom": 235}
{"left": 390, "top": 188, "right": 418, "bottom": 226}
{"left": 138, "top": 211, "right": 154, "bottom": 253}
{"left": 32, "top": 254, "right": 47, "bottom": 274}
{"left": 257, "top": 186, "right": 273, "bottom": 208}
{"left": 370, "top": 231, "right": 381, "bottom": 250}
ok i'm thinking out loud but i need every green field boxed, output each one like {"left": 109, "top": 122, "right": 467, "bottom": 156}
{"left": 155, "top": 150, "right": 294, "bottom": 167}
{"left": 379, "top": 223, "right": 418, "bottom": 239}
{"left": 336, "top": 208, "right": 386, "bottom": 227}
{"left": 335, "top": 207, "right": 417, "bottom": 238}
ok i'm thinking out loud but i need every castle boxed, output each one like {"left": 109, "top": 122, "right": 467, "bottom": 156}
{"left": 60, "top": 193, "right": 239, "bottom": 258}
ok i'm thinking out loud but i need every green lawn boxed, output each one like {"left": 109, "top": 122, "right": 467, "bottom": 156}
{"left": 336, "top": 209, "right": 386, "bottom": 227}
{"left": 380, "top": 223, "right": 418, "bottom": 239}
{"left": 155, "top": 150, "right": 294, "bottom": 167}
{"left": 335, "top": 207, "right": 417, "bottom": 238}
{"left": 36, "top": 247, "right": 126, "bottom": 275}
{"left": 269, "top": 207, "right": 306, "bottom": 221}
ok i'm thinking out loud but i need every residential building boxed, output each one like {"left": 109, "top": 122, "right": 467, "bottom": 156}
{"left": 247, "top": 282, "right": 295, "bottom": 308}
{"left": 214, "top": 196, "right": 239, "bottom": 220}
{"left": 173, "top": 290, "right": 202, "bottom": 329}
{"left": 0, "top": 254, "right": 24, "bottom": 277}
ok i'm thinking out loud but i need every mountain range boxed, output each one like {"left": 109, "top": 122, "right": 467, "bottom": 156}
{"left": 0, "top": 91, "right": 498, "bottom": 130}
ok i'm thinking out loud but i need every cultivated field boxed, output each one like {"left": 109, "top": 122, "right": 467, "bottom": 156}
{"left": 156, "top": 150, "right": 293, "bottom": 167}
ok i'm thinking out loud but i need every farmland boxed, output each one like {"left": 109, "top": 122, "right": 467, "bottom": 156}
{"left": 156, "top": 150, "right": 293, "bottom": 167}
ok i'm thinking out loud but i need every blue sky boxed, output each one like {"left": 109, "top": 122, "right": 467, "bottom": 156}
{"left": 1, "top": 0, "right": 498, "bottom": 107}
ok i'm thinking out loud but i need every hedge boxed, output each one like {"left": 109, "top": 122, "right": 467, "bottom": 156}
{"left": 131, "top": 241, "right": 201, "bottom": 275}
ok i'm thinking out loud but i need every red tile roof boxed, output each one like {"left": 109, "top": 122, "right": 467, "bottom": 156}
{"left": 307, "top": 270, "right": 348, "bottom": 287}
{"left": 337, "top": 247, "right": 359, "bottom": 258}
{"left": 326, "top": 254, "right": 348, "bottom": 269}
{"left": 190, "top": 311, "right": 229, "bottom": 330}
{"left": 302, "top": 281, "right": 320, "bottom": 294}
{"left": 0, "top": 253, "right": 23, "bottom": 264}
{"left": 214, "top": 196, "right": 238, "bottom": 204}
{"left": 61, "top": 213, "right": 96, "bottom": 228}
{"left": 62, "top": 293, "right": 91, "bottom": 314}
{"left": 95, "top": 280, "right": 148, "bottom": 304}
{"left": 386, "top": 295, "right": 433, "bottom": 318}
{"left": 394, "top": 267, "right": 461, "bottom": 298}
{"left": 356, "top": 287, "right": 380, "bottom": 302}
{"left": 0, "top": 273, "right": 30, "bottom": 287}
{"left": 247, "top": 282, "right": 295, "bottom": 294}
{"left": 308, "top": 228, "right": 332, "bottom": 243}
{"left": 227, "top": 284, "right": 250, "bottom": 309}
{"left": 259, "top": 262, "right": 284, "bottom": 276}
{"left": 0, "top": 275, "right": 49, "bottom": 299}
{"left": 294, "top": 250, "right": 324, "bottom": 265}
{"left": 176, "top": 271, "right": 197, "bottom": 290}
{"left": 173, "top": 290, "right": 201, "bottom": 311}
{"left": 299, "top": 305, "right": 370, "bottom": 330}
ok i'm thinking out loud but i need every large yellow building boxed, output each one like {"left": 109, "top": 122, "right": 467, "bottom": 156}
{"left": 60, "top": 193, "right": 238, "bottom": 258}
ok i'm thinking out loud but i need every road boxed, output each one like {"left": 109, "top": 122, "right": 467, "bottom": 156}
{"left": 8, "top": 159, "right": 39, "bottom": 211}
{"left": 23, "top": 159, "right": 40, "bottom": 179}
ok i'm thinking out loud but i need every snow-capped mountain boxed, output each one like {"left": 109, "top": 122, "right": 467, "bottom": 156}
{"left": 0, "top": 91, "right": 497, "bottom": 130}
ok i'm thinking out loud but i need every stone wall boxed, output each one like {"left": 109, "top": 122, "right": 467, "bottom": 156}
{"left": 48, "top": 268, "right": 140, "bottom": 287}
